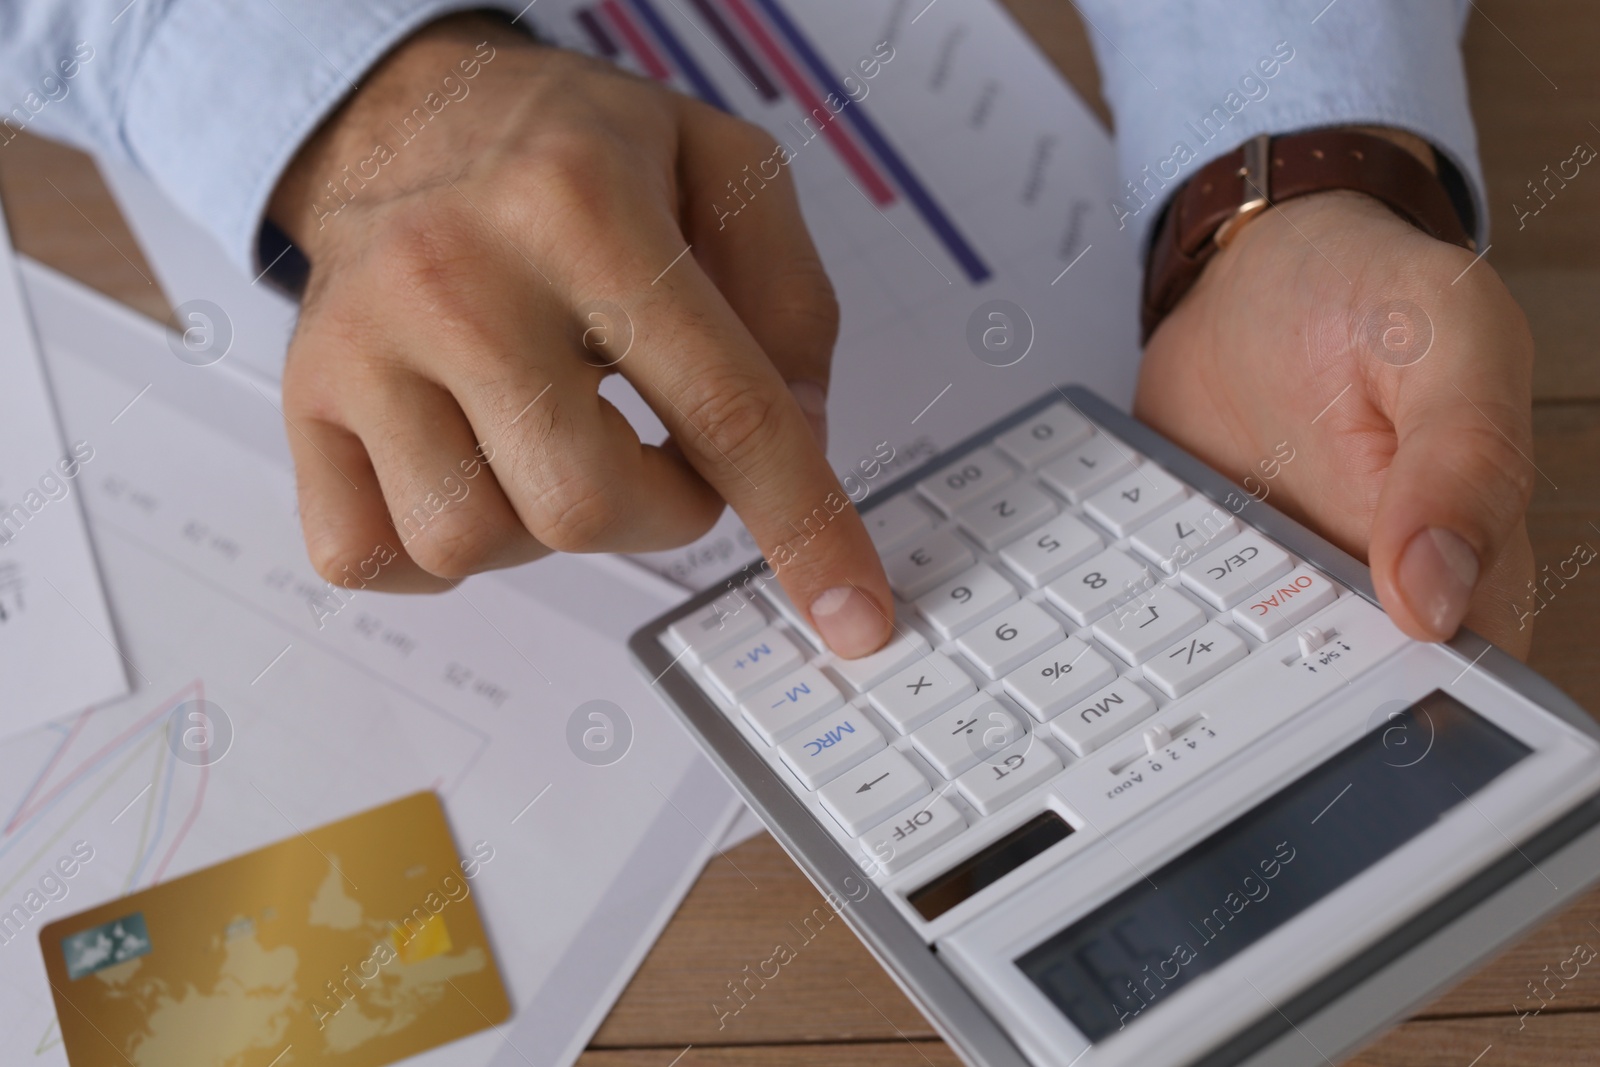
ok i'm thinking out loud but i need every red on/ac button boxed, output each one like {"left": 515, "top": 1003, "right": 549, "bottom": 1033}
{"left": 1233, "top": 565, "right": 1339, "bottom": 640}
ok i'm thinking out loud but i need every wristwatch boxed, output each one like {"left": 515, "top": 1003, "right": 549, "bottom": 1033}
{"left": 1141, "top": 129, "right": 1476, "bottom": 343}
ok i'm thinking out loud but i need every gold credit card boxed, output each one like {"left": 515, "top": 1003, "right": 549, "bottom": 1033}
{"left": 41, "top": 791, "right": 510, "bottom": 1066}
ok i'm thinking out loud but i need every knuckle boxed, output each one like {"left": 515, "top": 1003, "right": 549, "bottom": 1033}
{"left": 768, "top": 259, "right": 840, "bottom": 351}
{"left": 522, "top": 129, "right": 634, "bottom": 224}
{"left": 1500, "top": 449, "right": 1538, "bottom": 510}
{"left": 368, "top": 203, "right": 483, "bottom": 309}
{"left": 1451, "top": 420, "right": 1536, "bottom": 525}
{"left": 530, "top": 472, "right": 624, "bottom": 553}
{"left": 729, "top": 117, "right": 779, "bottom": 156}
{"left": 681, "top": 374, "right": 783, "bottom": 468}
{"left": 285, "top": 307, "right": 403, "bottom": 413}
{"left": 304, "top": 534, "right": 382, "bottom": 590}
{"left": 401, "top": 512, "right": 499, "bottom": 579}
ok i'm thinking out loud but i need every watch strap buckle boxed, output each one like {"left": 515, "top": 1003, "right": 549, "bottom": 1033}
{"left": 1214, "top": 134, "right": 1272, "bottom": 249}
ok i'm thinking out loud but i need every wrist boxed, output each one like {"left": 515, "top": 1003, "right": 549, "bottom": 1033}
{"left": 267, "top": 11, "right": 535, "bottom": 256}
{"left": 1142, "top": 127, "right": 1471, "bottom": 342}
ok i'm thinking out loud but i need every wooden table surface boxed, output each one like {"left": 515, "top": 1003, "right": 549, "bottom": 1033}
{"left": 2, "top": 3, "right": 1597, "bottom": 1065}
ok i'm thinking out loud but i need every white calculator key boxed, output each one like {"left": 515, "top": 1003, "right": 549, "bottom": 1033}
{"left": 1002, "top": 638, "right": 1120, "bottom": 722}
{"left": 993, "top": 403, "right": 1095, "bottom": 468}
{"left": 885, "top": 530, "right": 976, "bottom": 599}
{"left": 830, "top": 629, "right": 931, "bottom": 693}
{"left": 1181, "top": 531, "right": 1294, "bottom": 610}
{"left": 1038, "top": 435, "right": 1139, "bottom": 503}
{"left": 863, "top": 493, "right": 934, "bottom": 552}
{"left": 955, "top": 600, "right": 1065, "bottom": 679}
{"left": 917, "top": 447, "right": 1017, "bottom": 516}
{"left": 1141, "top": 622, "right": 1249, "bottom": 699}
{"left": 777, "top": 708, "right": 886, "bottom": 789}
{"left": 956, "top": 737, "right": 1063, "bottom": 816}
{"left": 1043, "top": 548, "right": 1155, "bottom": 625}
{"left": 912, "top": 694, "right": 1029, "bottom": 779}
{"left": 665, "top": 592, "right": 768, "bottom": 660}
{"left": 868, "top": 653, "right": 977, "bottom": 732}
{"left": 914, "top": 563, "right": 1018, "bottom": 640}
{"left": 956, "top": 481, "right": 1059, "bottom": 551}
{"left": 818, "top": 747, "right": 930, "bottom": 836}
{"left": 1092, "top": 585, "right": 1207, "bottom": 665}
{"left": 861, "top": 794, "right": 967, "bottom": 875}
{"left": 704, "top": 627, "right": 804, "bottom": 699}
{"left": 1049, "top": 679, "right": 1159, "bottom": 756}
{"left": 741, "top": 666, "right": 845, "bottom": 743}
{"left": 998, "top": 513, "right": 1104, "bottom": 587}
{"left": 757, "top": 578, "right": 821, "bottom": 649}
{"left": 1232, "top": 565, "right": 1340, "bottom": 640}
{"left": 1128, "top": 495, "right": 1239, "bottom": 575}
{"left": 1082, "top": 466, "right": 1187, "bottom": 538}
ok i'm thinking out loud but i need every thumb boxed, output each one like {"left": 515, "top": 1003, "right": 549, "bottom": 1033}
{"left": 1368, "top": 333, "right": 1535, "bottom": 644}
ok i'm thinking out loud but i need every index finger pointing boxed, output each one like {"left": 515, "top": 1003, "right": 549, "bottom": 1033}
{"left": 621, "top": 244, "right": 893, "bottom": 658}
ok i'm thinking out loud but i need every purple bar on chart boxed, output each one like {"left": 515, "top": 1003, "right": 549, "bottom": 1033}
{"left": 576, "top": 8, "right": 620, "bottom": 57}
{"left": 686, "top": 0, "right": 780, "bottom": 101}
{"left": 627, "top": 0, "right": 732, "bottom": 112}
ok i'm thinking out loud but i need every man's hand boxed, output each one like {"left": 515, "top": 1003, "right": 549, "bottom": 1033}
{"left": 268, "top": 15, "right": 893, "bottom": 657}
{"left": 1137, "top": 188, "right": 1537, "bottom": 657}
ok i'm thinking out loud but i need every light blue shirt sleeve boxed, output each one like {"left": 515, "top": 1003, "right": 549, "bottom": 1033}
{"left": 2, "top": 1, "right": 1483, "bottom": 276}
{"left": 0, "top": 0, "right": 531, "bottom": 274}
{"left": 1073, "top": 0, "right": 1484, "bottom": 254}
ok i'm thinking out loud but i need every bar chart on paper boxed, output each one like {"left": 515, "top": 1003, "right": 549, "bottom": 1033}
{"left": 573, "top": 0, "right": 991, "bottom": 283}
{"left": 530, "top": 0, "right": 1142, "bottom": 588}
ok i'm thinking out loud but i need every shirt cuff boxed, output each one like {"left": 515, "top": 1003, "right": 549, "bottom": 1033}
{"left": 122, "top": 0, "right": 534, "bottom": 276}
{"left": 1084, "top": 1, "right": 1485, "bottom": 255}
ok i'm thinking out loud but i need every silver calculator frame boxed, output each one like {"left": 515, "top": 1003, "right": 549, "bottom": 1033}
{"left": 628, "top": 384, "right": 1600, "bottom": 1067}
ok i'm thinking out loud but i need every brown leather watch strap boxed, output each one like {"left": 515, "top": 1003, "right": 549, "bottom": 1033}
{"left": 1141, "top": 129, "right": 1474, "bottom": 343}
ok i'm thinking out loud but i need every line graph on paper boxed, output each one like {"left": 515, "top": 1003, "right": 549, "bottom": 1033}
{"left": 1, "top": 680, "right": 208, "bottom": 902}
{"left": 0, "top": 347, "right": 520, "bottom": 1066}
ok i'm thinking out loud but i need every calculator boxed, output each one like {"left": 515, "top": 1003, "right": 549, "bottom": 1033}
{"left": 629, "top": 386, "right": 1600, "bottom": 1067}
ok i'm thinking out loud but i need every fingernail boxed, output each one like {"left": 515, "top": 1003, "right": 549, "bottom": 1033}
{"left": 789, "top": 380, "right": 829, "bottom": 452}
{"left": 1398, "top": 527, "right": 1479, "bottom": 638}
{"left": 810, "top": 586, "right": 889, "bottom": 658}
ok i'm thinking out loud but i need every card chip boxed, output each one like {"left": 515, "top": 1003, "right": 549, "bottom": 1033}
{"left": 393, "top": 913, "right": 452, "bottom": 965}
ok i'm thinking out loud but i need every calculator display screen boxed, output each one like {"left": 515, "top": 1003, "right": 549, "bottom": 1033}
{"left": 1016, "top": 690, "right": 1530, "bottom": 1043}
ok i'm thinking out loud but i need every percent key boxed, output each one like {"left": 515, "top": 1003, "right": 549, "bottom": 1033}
{"left": 1004, "top": 638, "right": 1118, "bottom": 722}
